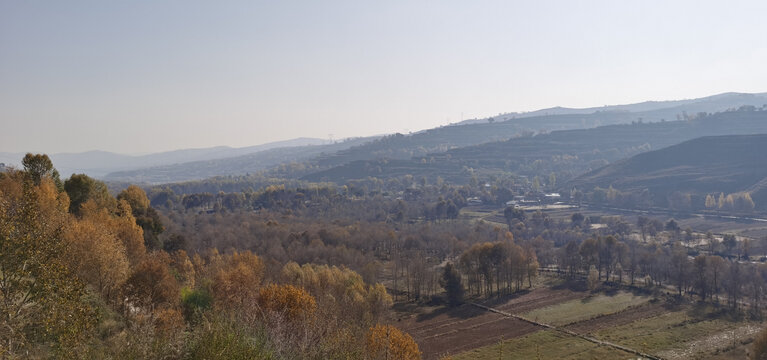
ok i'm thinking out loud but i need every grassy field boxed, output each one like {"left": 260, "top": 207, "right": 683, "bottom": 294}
{"left": 521, "top": 290, "right": 650, "bottom": 326}
{"left": 453, "top": 330, "right": 633, "bottom": 360}
{"left": 595, "top": 305, "right": 757, "bottom": 356}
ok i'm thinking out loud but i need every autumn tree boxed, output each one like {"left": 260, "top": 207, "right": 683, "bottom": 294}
{"left": 257, "top": 284, "right": 317, "bottom": 322}
{"left": 280, "top": 262, "right": 392, "bottom": 323}
{"left": 0, "top": 171, "right": 94, "bottom": 356}
{"left": 118, "top": 185, "right": 164, "bottom": 250}
{"left": 122, "top": 253, "right": 180, "bottom": 313}
{"left": 79, "top": 198, "right": 147, "bottom": 265}
{"left": 64, "top": 217, "right": 130, "bottom": 303}
{"left": 366, "top": 324, "right": 421, "bottom": 360}
{"left": 705, "top": 194, "right": 717, "bottom": 209}
{"left": 210, "top": 251, "right": 265, "bottom": 309}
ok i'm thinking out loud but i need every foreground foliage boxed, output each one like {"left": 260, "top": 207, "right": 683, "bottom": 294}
{"left": 0, "top": 155, "right": 420, "bottom": 359}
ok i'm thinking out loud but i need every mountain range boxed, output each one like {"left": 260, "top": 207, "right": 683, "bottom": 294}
{"left": 4, "top": 92, "right": 767, "bottom": 185}
{"left": 105, "top": 92, "right": 767, "bottom": 183}
{"left": 0, "top": 137, "right": 330, "bottom": 178}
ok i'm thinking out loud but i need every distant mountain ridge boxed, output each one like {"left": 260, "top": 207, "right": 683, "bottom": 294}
{"left": 108, "top": 92, "right": 767, "bottom": 185}
{"left": 457, "top": 92, "right": 767, "bottom": 124}
{"left": 0, "top": 137, "right": 329, "bottom": 178}
{"left": 102, "top": 137, "right": 377, "bottom": 184}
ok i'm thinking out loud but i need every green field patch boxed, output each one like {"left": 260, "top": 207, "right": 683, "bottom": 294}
{"left": 521, "top": 290, "right": 649, "bottom": 326}
{"left": 454, "top": 330, "right": 632, "bottom": 360}
{"left": 594, "top": 306, "right": 744, "bottom": 354}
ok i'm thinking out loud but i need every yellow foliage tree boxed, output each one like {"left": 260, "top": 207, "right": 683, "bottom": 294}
{"left": 281, "top": 262, "right": 392, "bottom": 323}
{"left": 64, "top": 218, "right": 130, "bottom": 302}
{"left": 79, "top": 199, "right": 147, "bottom": 265}
{"left": 365, "top": 324, "right": 421, "bottom": 360}
{"left": 170, "top": 250, "right": 196, "bottom": 288}
{"left": 117, "top": 185, "right": 150, "bottom": 214}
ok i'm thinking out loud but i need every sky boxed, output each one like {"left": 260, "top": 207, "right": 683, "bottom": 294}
{"left": 2, "top": 0, "right": 767, "bottom": 154}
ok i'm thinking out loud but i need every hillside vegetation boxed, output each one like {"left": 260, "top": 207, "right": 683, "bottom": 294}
{"left": 569, "top": 134, "right": 767, "bottom": 210}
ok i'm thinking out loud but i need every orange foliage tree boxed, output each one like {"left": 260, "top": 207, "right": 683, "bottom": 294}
{"left": 257, "top": 284, "right": 317, "bottom": 322}
{"left": 122, "top": 253, "right": 180, "bottom": 313}
{"left": 365, "top": 324, "right": 421, "bottom": 360}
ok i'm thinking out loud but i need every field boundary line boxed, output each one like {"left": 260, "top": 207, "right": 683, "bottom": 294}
{"left": 469, "top": 302, "right": 663, "bottom": 360}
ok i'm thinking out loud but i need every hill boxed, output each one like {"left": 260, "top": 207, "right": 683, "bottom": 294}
{"left": 567, "top": 134, "right": 767, "bottom": 210}
{"left": 316, "top": 93, "right": 767, "bottom": 168}
{"left": 304, "top": 108, "right": 767, "bottom": 184}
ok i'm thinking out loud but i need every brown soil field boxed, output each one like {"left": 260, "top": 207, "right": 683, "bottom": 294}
{"left": 400, "top": 304, "right": 539, "bottom": 359}
{"left": 401, "top": 287, "right": 589, "bottom": 359}
{"left": 484, "top": 287, "right": 589, "bottom": 314}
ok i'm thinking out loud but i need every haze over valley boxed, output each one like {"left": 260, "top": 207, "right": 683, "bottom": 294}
{"left": 4, "top": 1, "right": 767, "bottom": 359}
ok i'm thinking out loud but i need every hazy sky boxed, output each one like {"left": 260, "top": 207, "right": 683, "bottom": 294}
{"left": 2, "top": 1, "right": 767, "bottom": 154}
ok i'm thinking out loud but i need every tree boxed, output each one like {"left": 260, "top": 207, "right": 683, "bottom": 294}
{"left": 118, "top": 185, "right": 164, "bottom": 250}
{"left": 79, "top": 199, "right": 147, "bottom": 265}
{"left": 117, "top": 185, "right": 150, "bottom": 214}
{"left": 570, "top": 212, "right": 585, "bottom": 228}
{"left": 503, "top": 206, "right": 525, "bottom": 228}
{"left": 64, "top": 217, "right": 130, "bottom": 303}
{"left": 257, "top": 284, "right": 317, "bottom": 322}
{"left": 366, "top": 324, "right": 421, "bottom": 360}
{"left": 587, "top": 265, "right": 600, "bottom": 290}
{"left": 707, "top": 255, "right": 726, "bottom": 300}
{"left": 705, "top": 194, "right": 717, "bottom": 209}
{"left": 670, "top": 243, "right": 690, "bottom": 296}
{"left": 723, "top": 234, "right": 737, "bottom": 255}
{"left": 693, "top": 255, "right": 709, "bottom": 300}
{"left": 21, "top": 153, "right": 62, "bottom": 189}
{"left": 122, "top": 254, "right": 180, "bottom": 312}
{"left": 637, "top": 216, "right": 649, "bottom": 241}
{"left": 211, "top": 251, "right": 265, "bottom": 309}
{"left": 439, "top": 263, "right": 464, "bottom": 306}
{"left": 64, "top": 173, "right": 115, "bottom": 215}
